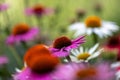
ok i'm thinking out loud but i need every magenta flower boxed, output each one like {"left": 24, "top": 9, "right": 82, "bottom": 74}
{"left": 74, "top": 63, "right": 115, "bottom": 80}
{"left": 25, "top": 4, "right": 53, "bottom": 17}
{"left": 105, "top": 35, "right": 120, "bottom": 49}
{"left": 6, "top": 23, "right": 39, "bottom": 45}
{"left": 49, "top": 36, "right": 85, "bottom": 57}
{"left": 53, "top": 62, "right": 115, "bottom": 80}
{"left": 0, "top": 56, "right": 8, "bottom": 66}
{"left": 13, "top": 51, "right": 74, "bottom": 80}
{"left": 0, "top": 3, "right": 9, "bottom": 11}
{"left": 14, "top": 64, "right": 75, "bottom": 80}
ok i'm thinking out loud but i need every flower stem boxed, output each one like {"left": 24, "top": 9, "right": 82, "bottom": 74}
{"left": 92, "top": 33, "right": 98, "bottom": 44}
{"left": 21, "top": 41, "right": 28, "bottom": 50}
{"left": 9, "top": 47, "right": 23, "bottom": 68}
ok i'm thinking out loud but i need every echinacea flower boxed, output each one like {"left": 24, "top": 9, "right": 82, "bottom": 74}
{"left": 0, "top": 3, "right": 9, "bottom": 11}
{"left": 25, "top": 4, "right": 53, "bottom": 17}
{"left": 54, "top": 63, "right": 115, "bottom": 80}
{"left": 69, "top": 16, "right": 119, "bottom": 38}
{"left": 49, "top": 35, "right": 85, "bottom": 57}
{"left": 6, "top": 23, "right": 39, "bottom": 45}
{"left": 0, "top": 56, "right": 8, "bottom": 66}
{"left": 13, "top": 44, "right": 75, "bottom": 80}
{"left": 67, "top": 44, "right": 103, "bottom": 62}
{"left": 73, "top": 63, "right": 115, "bottom": 80}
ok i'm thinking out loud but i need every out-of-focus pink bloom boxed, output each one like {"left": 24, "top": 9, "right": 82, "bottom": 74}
{"left": 104, "top": 35, "right": 120, "bottom": 60}
{"left": 25, "top": 4, "right": 54, "bottom": 17}
{"left": 6, "top": 23, "right": 39, "bottom": 45}
{"left": 0, "top": 56, "right": 8, "bottom": 66}
{"left": 13, "top": 64, "right": 76, "bottom": 80}
{"left": 49, "top": 35, "right": 85, "bottom": 57}
{"left": 0, "top": 3, "right": 9, "bottom": 11}
{"left": 105, "top": 35, "right": 120, "bottom": 49}
{"left": 54, "top": 63, "right": 115, "bottom": 80}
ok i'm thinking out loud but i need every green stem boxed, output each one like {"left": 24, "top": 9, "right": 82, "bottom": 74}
{"left": 92, "top": 32, "right": 98, "bottom": 44}
{"left": 9, "top": 47, "right": 23, "bottom": 67}
{"left": 21, "top": 41, "right": 28, "bottom": 50}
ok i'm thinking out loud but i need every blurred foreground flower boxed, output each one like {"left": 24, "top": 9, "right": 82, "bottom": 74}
{"left": 74, "top": 63, "right": 115, "bottom": 80}
{"left": 55, "top": 63, "right": 115, "bottom": 80}
{"left": 69, "top": 16, "right": 119, "bottom": 38}
{"left": 0, "top": 56, "right": 8, "bottom": 66}
{"left": 13, "top": 44, "right": 72, "bottom": 80}
{"left": 68, "top": 44, "right": 103, "bottom": 62}
{"left": 25, "top": 4, "right": 53, "bottom": 17}
{"left": 0, "top": 3, "right": 9, "bottom": 11}
{"left": 6, "top": 23, "right": 39, "bottom": 45}
{"left": 50, "top": 35, "right": 85, "bottom": 57}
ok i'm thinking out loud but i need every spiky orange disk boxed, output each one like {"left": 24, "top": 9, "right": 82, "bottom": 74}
{"left": 85, "top": 16, "right": 101, "bottom": 28}
{"left": 28, "top": 55, "right": 60, "bottom": 73}
{"left": 53, "top": 36, "right": 72, "bottom": 49}
{"left": 24, "top": 44, "right": 51, "bottom": 63}
{"left": 12, "top": 23, "right": 30, "bottom": 35}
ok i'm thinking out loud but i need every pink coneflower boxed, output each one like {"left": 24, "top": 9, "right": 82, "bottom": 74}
{"left": 0, "top": 3, "right": 9, "bottom": 11}
{"left": 6, "top": 23, "right": 39, "bottom": 45}
{"left": 0, "top": 56, "right": 8, "bottom": 66}
{"left": 25, "top": 4, "right": 53, "bottom": 17}
{"left": 74, "top": 63, "right": 115, "bottom": 80}
{"left": 54, "top": 63, "right": 115, "bottom": 80}
{"left": 13, "top": 44, "right": 74, "bottom": 80}
{"left": 49, "top": 35, "right": 85, "bottom": 57}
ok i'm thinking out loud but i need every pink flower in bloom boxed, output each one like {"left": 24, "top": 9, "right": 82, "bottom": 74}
{"left": 49, "top": 36, "right": 85, "bottom": 57}
{"left": 0, "top": 3, "right": 9, "bottom": 11}
{"left": 53, "top": 63, "right": 115, "bottom": 80}
{"left": 6, "top": 23, "right": 39, "bottom": 45}
{"left": 13, "top": 64, "right": 76, "bottom": 80}
{"left": 0, "top": 56, "right": 8, "bottom": 66}
{"left": 13, "top": 44, "right": 75, "bottom": 80}
{"left": 25, "top": 4, "right": 53, "bottom": 17}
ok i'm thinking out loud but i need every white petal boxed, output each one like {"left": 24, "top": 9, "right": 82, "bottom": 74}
{"left": 86, "top": 28, "right": 92, "bottom": 35}
{"left": 70, "top": 56, "right": 78, "bottom": 62}
{"left": 69, "top": 23, "right": 86, "bottom": 37}
{"left": 79, "top": 47, "right": 84, "bottom": 53}
{"left": 89, "top": 43, "right": 99, "bottom": 54}
{"left": 69, "top": 23, "right": 85, "bottom": 30}
{"left": 111, "top": 62, "right": 120, "bottom": 68}
{"left": 87, "top": 49, "right": 103, "bottom": 61}
{"left": 100, "top": 26, "right": 112, "bottom": 36}
{"left": 15, "top": 68, "right": 21, "bottom": 73}
{"left": 102, "top": 21, "right": 119, "bottom": 31}
{"left": 93, "top": 28, "right": 104, "bottom": 38}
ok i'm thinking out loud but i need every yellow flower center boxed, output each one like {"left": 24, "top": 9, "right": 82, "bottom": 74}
{"left": 85, "top": 16, "right": 101, "bottom": 28}
{"left": 77, "top": 53, "right": 90, "bottom": 60}
{"left": 76, "top": 67, "right": 97, "bottom": 79}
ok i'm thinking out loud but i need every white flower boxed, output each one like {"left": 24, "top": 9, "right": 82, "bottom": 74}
{"left": 68, "top": 44, "right": 103, "bottom": 62}
{"left": 69, "top": 16, "right": 119, "bottom": 38}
